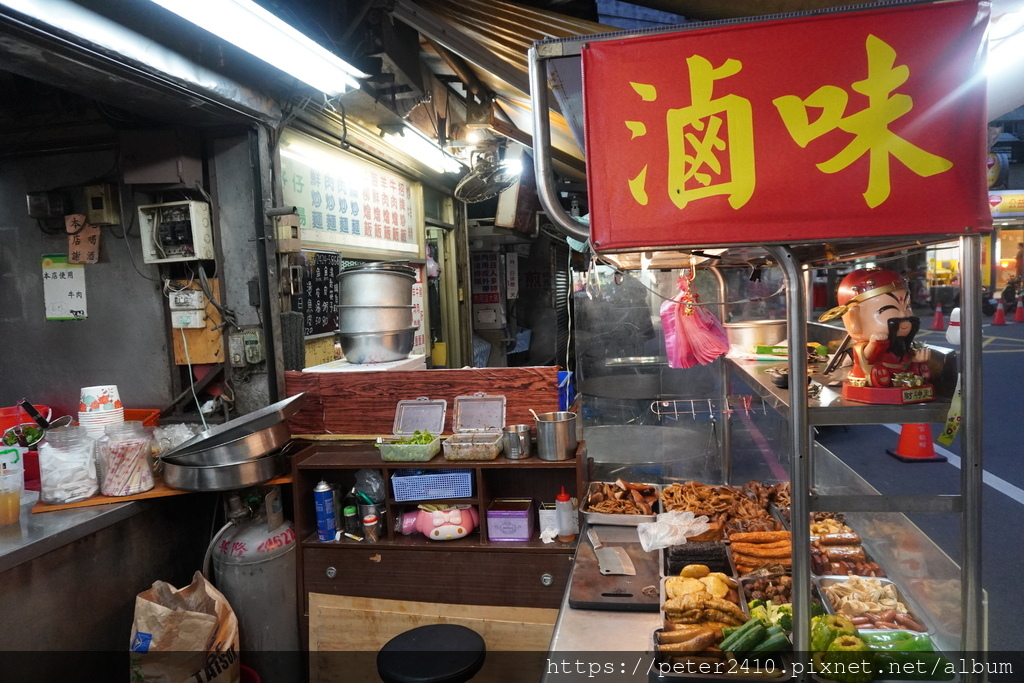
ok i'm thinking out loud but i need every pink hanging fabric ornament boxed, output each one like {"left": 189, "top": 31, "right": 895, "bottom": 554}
{"left": 660, "top": 275, "right": 730, "bottom": 369}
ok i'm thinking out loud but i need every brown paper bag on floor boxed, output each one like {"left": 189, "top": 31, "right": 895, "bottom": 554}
{"left": 129, "top": 571, "right": 240, "bottom": 683}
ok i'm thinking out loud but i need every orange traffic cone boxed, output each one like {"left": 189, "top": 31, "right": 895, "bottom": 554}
{"left": 1016, "top": 295, "right": 1024, "bottom": 323}
{"left": 993, "top": 300, "right": 1007, "bottom": 325}
{"left": 887, "top": 424, "right": 947, "bottom": 463}
{"left": 930, "top": 303, "right": 944, "bottom": 330}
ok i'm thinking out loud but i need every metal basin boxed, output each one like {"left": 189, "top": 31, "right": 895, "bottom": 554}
{"left": 337, "top": 262, "right": 416, "bottom": 307}
{"left": 162, "top": 451, "right": 281, "bottom": 492}
{"left": 161, "top": 421, "right": 292, "bottom": 467}
{"left": 163, "top": 393, "right": 306, "bottom": 459}
{"left": 338, "top": 305, "right": 414, "bottom": 334}
{"left": 338, "top": 327, "right": 415, "bottom": 364}
{"left": 724, "top": 320, "right": 787, "bottom": 349}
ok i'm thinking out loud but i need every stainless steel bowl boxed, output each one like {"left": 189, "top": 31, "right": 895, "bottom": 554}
{"left": 161, "top": 421, "right": 291, "bottom": 467}
{"left": 338, "top": 305, "right": 414, "bottom": 334}
{"left": 338, "top": 327, "right": 416, "bottom": 364}
{"left": 162, "top": 451, "right": 281, "bottom": 492}
{"left": 724, "top": 320, "right": 787, "bottom": 349}
{"left": 162, "top": 393, "right": 306, "bottom": 459}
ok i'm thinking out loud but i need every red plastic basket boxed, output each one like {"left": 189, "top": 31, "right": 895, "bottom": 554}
{"left": 0, "top": 405, "right": 50, "bottom": 432}
{"left": 123, "top": 408, "right": 160, "bottom": 427}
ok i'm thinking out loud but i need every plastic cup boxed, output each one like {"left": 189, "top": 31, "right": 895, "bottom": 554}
{"left": 79, "top": 385, "right": 121, "bottom": 413}
{"left": 0, "top": 469, "right": 24, "bottom": 525}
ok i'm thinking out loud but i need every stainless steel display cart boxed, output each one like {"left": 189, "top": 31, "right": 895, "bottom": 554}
{"left": 528, "top": 17, "right": 986, "bottom": 678}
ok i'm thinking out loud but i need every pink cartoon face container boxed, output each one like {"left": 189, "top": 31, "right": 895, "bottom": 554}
{"left": 401, "top": 504, "right": 479, "bottom": 541}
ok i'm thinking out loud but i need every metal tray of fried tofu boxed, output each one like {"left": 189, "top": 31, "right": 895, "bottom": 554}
{"left": 660, "top": 569, "right": 747, "bottom": 629}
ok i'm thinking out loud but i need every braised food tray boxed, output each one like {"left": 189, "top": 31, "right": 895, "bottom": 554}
{"left": 582, "top": 480, "right": 660, "bottom": 526}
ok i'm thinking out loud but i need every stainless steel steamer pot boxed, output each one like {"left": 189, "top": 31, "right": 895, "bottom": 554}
{"left": 336, "top": 327, "right": 416, "bottom": 364}
{"left": 337, "top": 262, "right": 416, "bottom": 307}
{"left": 338, "top": 305, "right": 414, "bottom": 333}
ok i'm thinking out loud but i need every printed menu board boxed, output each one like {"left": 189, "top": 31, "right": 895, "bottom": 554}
{"left": 278, "top": 129, "right": 423, "bottom": 256}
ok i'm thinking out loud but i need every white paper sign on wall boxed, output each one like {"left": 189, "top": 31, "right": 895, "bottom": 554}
{"left": 41, "top": 254, "right": 87, "bottom": 321}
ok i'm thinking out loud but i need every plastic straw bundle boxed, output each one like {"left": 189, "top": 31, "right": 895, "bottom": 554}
{"left": 101, "top": 436, "right": 154, "bottom": 497}
{"left": 660, "top": 276, "right": 730, "bottom": 369}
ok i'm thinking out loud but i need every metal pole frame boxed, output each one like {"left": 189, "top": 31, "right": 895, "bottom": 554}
{"left": 767, "top": 246, "right": 813, "bottom": 659}
{"left": 527, "top": 45, "right": 590, "bottom": 244}
{"left": 959, "top": 234, "right": 984, "bottom": 659}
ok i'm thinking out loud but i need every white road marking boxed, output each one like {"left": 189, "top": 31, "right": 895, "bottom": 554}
{"left": 884, "top": 424, "right": 1024, "bottom": 505}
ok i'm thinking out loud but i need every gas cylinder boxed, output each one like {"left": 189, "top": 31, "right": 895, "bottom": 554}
{"left": 212, "top": 487, "right": 300, "bottom": 682}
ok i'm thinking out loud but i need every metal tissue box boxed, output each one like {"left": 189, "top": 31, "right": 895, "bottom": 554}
{"left": 486, "top": 498, "right": 534, "bottom": 542}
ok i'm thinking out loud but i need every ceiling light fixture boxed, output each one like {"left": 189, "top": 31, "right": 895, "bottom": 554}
{"left": 383, "top": 125, "right": 465, "bottom": 174}
{"left": 145, "top": 0, "right": 367, "bottom": 95}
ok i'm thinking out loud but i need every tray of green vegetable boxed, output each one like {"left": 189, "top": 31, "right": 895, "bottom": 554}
{"left": 808, "top": 614, "right": 957, "bottom": 683}
{"left": 377, "top": 397, "right": 446, "bottom": 462}
{"left": 378, "top": 431, "right": 442, "bottom": 462}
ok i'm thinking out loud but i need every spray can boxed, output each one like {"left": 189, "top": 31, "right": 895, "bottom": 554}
{"left": 314, "top": 480, "right": 337, "bottom": 542}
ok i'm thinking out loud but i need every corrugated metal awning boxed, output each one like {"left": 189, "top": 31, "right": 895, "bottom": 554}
{"left": 393, "top": 0, "right": 617, "bottom": 175}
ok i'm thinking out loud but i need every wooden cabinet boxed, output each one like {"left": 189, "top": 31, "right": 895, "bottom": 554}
{"left": 290, "top": 440, "right": 585, "bottom": 646}
{"left": 303, "top": 546, "right": 574, "bottom": 607}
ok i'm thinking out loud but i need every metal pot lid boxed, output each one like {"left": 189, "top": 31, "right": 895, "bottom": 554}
{"left": 337, "top": 261, "right": 416, "bottom": 279}
{"left": 161, "top": 420, "right": 292, "bottom": 466}
{"left": 161, "top": 393, "right": 307, "bottom": 459}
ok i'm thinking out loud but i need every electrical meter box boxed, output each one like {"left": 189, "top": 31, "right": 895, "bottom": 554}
{"left": 138, "top": 200, "right": 214, "bottom": 263}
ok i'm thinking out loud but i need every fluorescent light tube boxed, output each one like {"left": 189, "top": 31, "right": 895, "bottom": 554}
{"left": 147, "top": 0, "right": 366, "bottom": 95}
{"left": 384, "top": 126, "right": 465, "bottom": 174}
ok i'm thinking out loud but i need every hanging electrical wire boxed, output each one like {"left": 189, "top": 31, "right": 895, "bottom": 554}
{"left": 179, "top": 327, "right": 209, "bottom": 431}
{"left": 196, "top": 267, "right": 240, "bottom": 333}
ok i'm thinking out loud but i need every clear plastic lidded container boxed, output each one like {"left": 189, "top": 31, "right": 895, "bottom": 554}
{"left": 96, "top": 421, "right": 155, "bottom": 497}
{"left": 38, "top": 426, "right": 98, "bottom": 505}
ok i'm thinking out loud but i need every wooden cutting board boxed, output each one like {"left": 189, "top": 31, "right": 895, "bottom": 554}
{"left": 568, "top": 540, "right": 662, "bottom": 612}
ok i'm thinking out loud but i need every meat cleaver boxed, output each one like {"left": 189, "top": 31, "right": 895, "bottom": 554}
{"left": 587, "top": 528, "right": 636, "bottom": 575}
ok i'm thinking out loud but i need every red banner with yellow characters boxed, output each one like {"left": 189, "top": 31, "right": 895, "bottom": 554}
{"left": 582, "top": 0, "right": 992, "bottom": 251}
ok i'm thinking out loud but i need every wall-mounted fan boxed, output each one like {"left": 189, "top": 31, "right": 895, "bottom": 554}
{"left": 454, "top": 139, "right": 519, "bottom": 203}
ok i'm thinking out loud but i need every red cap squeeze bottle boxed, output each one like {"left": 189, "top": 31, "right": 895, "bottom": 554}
{"left": 556, "top": 486, "right": 576, "bottom": 542}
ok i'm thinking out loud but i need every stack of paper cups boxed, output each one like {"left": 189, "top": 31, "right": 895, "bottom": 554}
{"left": 78, "top": 385, "right": 124, "bottom": 438}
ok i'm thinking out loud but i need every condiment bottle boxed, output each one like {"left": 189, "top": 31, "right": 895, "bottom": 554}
{"left": 363, "top": 513, "right": 380, "bottom": 542}
{"left": 555, "top": 486, "right": 576, "bottom": 542}
{"left": 343, "top": 505, "right": 360, "bottom": 535}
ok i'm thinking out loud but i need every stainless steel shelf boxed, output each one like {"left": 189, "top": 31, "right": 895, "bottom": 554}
{"left": 728, "top": 358, "right": 953, "bottom": 426}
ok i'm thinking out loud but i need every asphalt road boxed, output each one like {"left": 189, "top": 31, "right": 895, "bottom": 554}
{"left": 816, "top": 310, "right": 1024, "bottom": 652}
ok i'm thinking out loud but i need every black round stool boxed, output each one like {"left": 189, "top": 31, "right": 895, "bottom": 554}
{"left": 376, "top": 624, "right": 486, "bottom": 683}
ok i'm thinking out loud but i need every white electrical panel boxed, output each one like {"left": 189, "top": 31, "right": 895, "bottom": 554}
{"left": 138, "top": 200, "right": 214, "bottom": 263}
{"left": 171, "top": 309, "right": 207, "bottom": 329}
{"left": 168, "top": 289, "right": 206, "bottom": 310}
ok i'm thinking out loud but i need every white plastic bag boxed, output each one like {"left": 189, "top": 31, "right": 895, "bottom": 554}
{"left": 637, "top": 510, "right": 710, "bottom": 552}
